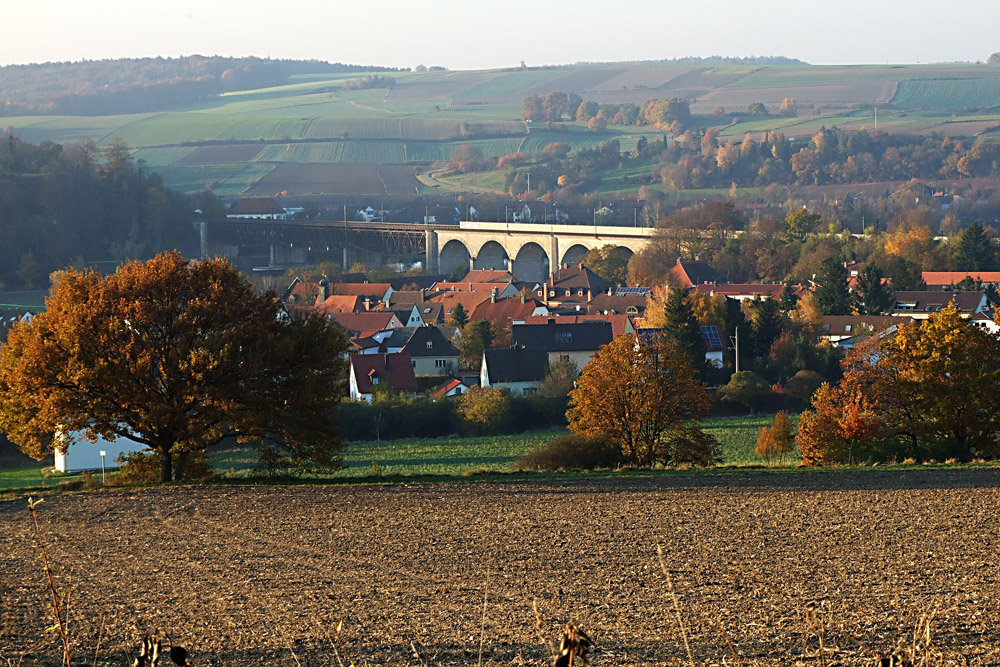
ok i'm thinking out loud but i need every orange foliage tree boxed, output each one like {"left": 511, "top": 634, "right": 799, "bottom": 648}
{"left": 566, "top": 334, "right": 715, "bottom": 466}
{"left": 755, "top": 410, "right": 796, "bottom": 466}
{"left": 798, "top": 303, "right": 1000, "bottom": 464}
{"left": 0, "top": 252, "right": 349, "bottom": 482}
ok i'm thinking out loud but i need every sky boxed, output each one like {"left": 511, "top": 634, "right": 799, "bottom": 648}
{"left": 3, "top": 0, "right": 1000, "bottom": 70}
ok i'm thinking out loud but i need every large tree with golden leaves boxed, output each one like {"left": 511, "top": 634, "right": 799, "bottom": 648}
{"left": 566, "top": 334, "right": 714, "bottom": 466}
{"left": 0, "top": 252, "right": 348, "bottom": 482}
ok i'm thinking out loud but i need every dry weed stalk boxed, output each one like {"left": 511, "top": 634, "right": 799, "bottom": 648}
{"left": 553, "top": 622, "right": 593, "bottom": 667}
{"left": 802, "top": 601, "right": 829, "bottom": 667}
{"left": 27, "top": 497, "right": 72, "bottom": 667}
{"left": 656, "top": 544, "right": 695, "bottom": 667}
{"left": 876, "top": 610, "right": 941, "bottom": 667}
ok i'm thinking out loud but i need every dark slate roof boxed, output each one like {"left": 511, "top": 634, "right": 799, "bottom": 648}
{"left": 484, "top": 349, "right": 550, "bottom": 383}
{"left": 401, "top": 326, "right": 459, "bottom": 357}
{"left": 588, "top": 293, "right": 647, "bottom": 315}
{"left": 892, "top": 291, "right": 986, "bottom": 314}
{"left": 387, "top": 275, "right": 447, "bottom": 290}
{"left": 512, "top": 321, "right": 613, "bottom": 352}
{"left": 820, "top": 316, "right": 903, "bottom": 337}
{"left": 228, "top": 197, "right": 285, "bottom": 215}
{"left": 549, "top": 264, "right": 612, "bottom": 295}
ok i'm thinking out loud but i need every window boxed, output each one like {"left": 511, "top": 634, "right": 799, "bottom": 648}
{"left": 523, "top": 387, "right": 538, "bottom": 395}
{"left": 426, "top": 341, "right": 433, "bottom": 349}
{"left": 435, "top": 359, "right": 448, "bottom": 368}
{"left": 559, "top": 354, "right": 570, "bottom": 362}
{"left": 556, "top": 332, "right": 573, "bottom": 343}
{"left": 844, "top": 325, "right": 852, "bottom": 333}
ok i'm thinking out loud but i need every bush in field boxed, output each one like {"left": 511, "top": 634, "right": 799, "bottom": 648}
{"left": 718, "top": 371, "right": 772, "bottom": 415}
{"left": 458, "top": 386, "right": 511, "bottom": 434}
{"left": 755, "top": 411, "right": 796, "bottom": 466}
{"left": 784, "top": 369, "right": 825, "bottom": 406}
{"left": 665, "top": 425, "right": 722, "bottom": 466}
{"left": 513, "top": 434, "right": 621, "bottom": 471}
{"left": 114, "top": 450, "right": 213, "bottom": 484}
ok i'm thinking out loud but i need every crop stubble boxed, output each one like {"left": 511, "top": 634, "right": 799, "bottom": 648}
{"left": 0, "top": 470, "right": 997, "bottom": 665}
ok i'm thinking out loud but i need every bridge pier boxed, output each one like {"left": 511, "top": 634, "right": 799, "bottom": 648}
{"left": 424, "top": 229, "right": 439, "bottom": 274}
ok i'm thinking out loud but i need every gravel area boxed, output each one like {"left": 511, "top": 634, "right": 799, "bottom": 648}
{"left": 2, "top": 469, "right": 998, "bottom": 665}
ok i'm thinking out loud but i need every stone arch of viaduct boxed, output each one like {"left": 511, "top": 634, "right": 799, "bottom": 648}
{"left": 427, "top": 222, "right": 654, "bottom": 282}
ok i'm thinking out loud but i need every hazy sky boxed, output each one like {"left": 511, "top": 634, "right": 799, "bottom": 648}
{"left": 3, "top": 0, "right": 999, "bottom": 70}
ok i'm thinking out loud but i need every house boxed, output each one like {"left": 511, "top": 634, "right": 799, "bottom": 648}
{"left": 327, "top": 311, "right": 402, "bottom": 338}
{"left": 537, "top": 264, "right": 612, "bottom": 308}
{"left": 400, "top": 326, "right": 460, "bottom": 376}
{"left": 349, "top": 353, "right": 418, "bottom": 402}
{"left": 510, "top": 202, "right": 569, "bottom": 224}
{"left": 471, "top": 294, "right": 549, "bottom": 331}
{"left": 461, "top": 269, "right": 516, "bottom": 283}
{"left": 890, "top": 291, "right": 986, "bottom": 319}
{"left": 430, "top": 378, "right": 470, "bottom": 399}
{"left": 427, "top": 291, "right": 494, "bottom": 323}
{"left": 353, "top": 328, "right": 414, "bottom": 355}
{"left": 330, "top": 282, "right": 393, "bottom": 305}
{"left": 511, "top": 320, "right": 614, "bottom": 369}
{"left": 0, "top": 310, "right": 34, "bottom": 344}
{"left": 480, "top": 348, "right": 550, "bottom": 394}
{"left": 226, "top": 198, "right": 288, "bottom": 220}
{"left": 819, "top": 316, "right": 905, "bottom": 346}
{"left": 431, "top": 281, "right": 521, "bottom": 298}
{"left": 667, "top": 257, "right": 722, "bottom": 289}
{"left": 53, "top": 429, "right": 145, "bottom": 473}
{"left": 520, "top": 314, "right": 636, "bottom": 338}
{"left": 700, "top": 325, "right": 725, "bottom": 368}
{"left": 693, "top": 283, "right": 795, "bottom": 302}
{"left": 970, "top": 309, "right": 1000, "bottom": 335}
{"left": 588, "top": 292, "right": 647, "bottom": 316}
{"left": 314, "top": 294, "right": 363, "bottom": 316}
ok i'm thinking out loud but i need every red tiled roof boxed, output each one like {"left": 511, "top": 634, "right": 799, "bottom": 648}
{"left": 315, "top": 294, "right": 361, "bottom": 314}
{"left": 328, "top": 312, "right": 400, "bottom": 336}
{"left": 330, "top": 282, "right": 392, "bottom": 300}
{"left": 432, "top": 281, "right": 515, "bottom": 293}
{"left": 521, "top": 314, "right": 633, "bottom": 338}
{"left": 922, "top": 271, "right": 1000, "bottom": 286}
{"left": 471, "top": 297, "right": 545, "bottom": 328}
{"left": 350, "top": 353, "right": 418, "bottom": 394}
{"left": 462, "top": 269, "right": 514, "bottom": 283}
{"left": 427, "top": 291, "right": 492, "bottom": 318}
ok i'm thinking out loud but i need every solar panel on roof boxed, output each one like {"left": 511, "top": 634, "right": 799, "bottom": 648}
{"left": 700, "top": 326, "right": 724, "bottom": 349}
{"left": 615, "top": 286, "right": 651, "bottom": 297}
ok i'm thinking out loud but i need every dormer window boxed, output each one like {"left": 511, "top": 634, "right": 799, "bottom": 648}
{"left": 426, "top": 341, "right": 433, "bottom": 349}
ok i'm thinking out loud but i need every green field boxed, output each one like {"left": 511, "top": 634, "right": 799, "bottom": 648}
{"left": 0, "top": 415, "right": 788, "bottom": 492}
{"left": 9, "top": 62, "right": 1000, "bottom": 195}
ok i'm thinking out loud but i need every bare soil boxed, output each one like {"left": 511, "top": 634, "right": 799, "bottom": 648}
{"left": 2, "top": 470, "right": 998, "bottom": 666}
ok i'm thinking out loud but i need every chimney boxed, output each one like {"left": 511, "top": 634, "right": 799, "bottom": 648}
{"left": 520, "top": 293, "right": 526, "bottom": 304}
{"left": 563, "top": 263, "right": 569, "bottom": 269}
{"left": 676, "top": 257, "right": 683, "bottom": 265}
{"left": 383, "top": 353, "right": 390, "bottom": 370}
{"left": 547, "top": 317, "right": 556, "bottom": 325}
{"left": 578, "top": 263, "right": 584, "bottom": 270}
{"left": 586, "top": 288, "right": 592, "bottom": 301}
{"left": 364, "top": 297, "right": 372, "bottom": 311}
{"left": 695, "top": 254, "right": 701, "bottom": 262}
{"left": 317, "top": 278, "right": 328, "bottom": 302}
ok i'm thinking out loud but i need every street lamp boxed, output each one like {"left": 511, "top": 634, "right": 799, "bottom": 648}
{"left": 99, "top": 450, "right": 107, "bottom": 484}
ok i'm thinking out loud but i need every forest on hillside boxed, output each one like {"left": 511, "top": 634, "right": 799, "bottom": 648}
{"left": 0, "top": 135, "right": 209, "bottom": 289}
{"left": 0, "top": 56, "right": 397, "bottom": 116}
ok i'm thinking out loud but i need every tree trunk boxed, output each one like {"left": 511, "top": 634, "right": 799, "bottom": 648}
{"left": 160, "top": 448, "right": 173, "bottom": 483}
{"left": 175, "top": 450, "right": 190, "bottom": 481}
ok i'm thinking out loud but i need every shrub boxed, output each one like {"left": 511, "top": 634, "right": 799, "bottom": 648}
{"left": 513, "top": 434, "right": 621, "bottom": 471}
{"left": 458, "top": 386, "right": 511, "bottom": 434}
{"left": 755, "top": 411, "right": 797, "bottom": 466}
{"left": 718, "top": 371, "right": 772, "bottom": 415}
{"left": 114, "top": 450, "right": 213, "bottom": 484}
{"left": 785, "top": 369, "right": 825, "bottom": 405}
{"left": 663, "top": 425, "right": 721, "bottom": 466}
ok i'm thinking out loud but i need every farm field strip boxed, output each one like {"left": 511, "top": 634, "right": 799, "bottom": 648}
{"left": 2, "top": 472, "right": 997, "bottom": 665}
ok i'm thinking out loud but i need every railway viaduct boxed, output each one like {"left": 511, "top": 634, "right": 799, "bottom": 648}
{"left": 197, "top": 219, "right": 656, "bottom": 281}
{"left": 428, "top": 221, "right": 655, "bottom": 282}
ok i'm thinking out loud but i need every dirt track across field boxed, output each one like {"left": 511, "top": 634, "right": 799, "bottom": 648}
{"left": 2, "top": 470, "right": 999, "bottom": 665}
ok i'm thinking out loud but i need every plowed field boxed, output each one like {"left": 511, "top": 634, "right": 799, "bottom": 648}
{"left": 2, "top": 470, "right": 998, "bottom": 665}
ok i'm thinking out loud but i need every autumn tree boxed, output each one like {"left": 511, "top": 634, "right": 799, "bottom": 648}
{"left": 458, "top": 386, "right": 510, "bottom": 433}
{"left": 783, "top": 208, "right": 821, "bottom": 241}
{"left": 0, "top": 252, "right": 348, "bottom": 482}
{"left": 458, "top": 319, "right": 493, "bottom": 368}
{"left": 583, "top": 244, "right": 632, "bottom": 287}
{"left": 798, "top": 304, "right": 1000, "bottom": 464}
{"left": 566, "top": 334, "right": 712, "bottom": 467}
{"left": 755, "top": 410, "right": 796, "bottom": 466}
